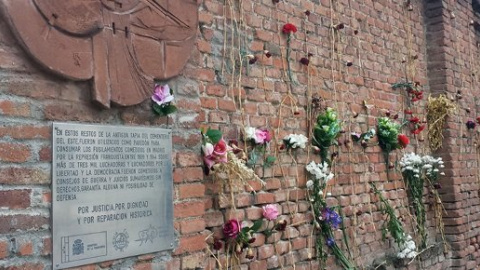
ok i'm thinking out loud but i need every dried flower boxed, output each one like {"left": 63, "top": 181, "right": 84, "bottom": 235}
{"left": 264, "top": 50, "right": 272, "bottom": 58}
{"left": 466, "top": 120, "right": 476, "bottom": 130}
{"left": 276, "top": 219, "right": 287, "bottom": 231}
{"left": 332, "top": 23, "right": 345, "bottom": 30}
{"left": 305, "top": 10, "right": 311, "bottom": 16}
{"left": 300, "top": 57, "right": 310, "bottom": 66}
{"left": 213, "top": 239, "right": 223, "bottom": 250}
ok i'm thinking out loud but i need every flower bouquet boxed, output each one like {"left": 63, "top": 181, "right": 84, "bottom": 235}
{"left": 312, "top": 108, "right": 342, "bottom": 163}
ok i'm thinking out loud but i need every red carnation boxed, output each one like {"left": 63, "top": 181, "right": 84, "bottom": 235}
{"left": 398, "top": 134, "right": 410, "bottom": 148}
{"left": 476, "top": 116, "right": 480, "bottom": 124}
{"left": 409, "top": 117, "right": 420, "bottom": 124}
{"left": 404, "top": 109, "right": 413, "bottom": 115}
{"left": 282, "top": 23, "right": 297, "bottom": 34}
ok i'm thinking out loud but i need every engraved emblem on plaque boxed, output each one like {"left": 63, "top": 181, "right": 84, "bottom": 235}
{"left": 0, "top": 0, "right": 198, "bottom": 107}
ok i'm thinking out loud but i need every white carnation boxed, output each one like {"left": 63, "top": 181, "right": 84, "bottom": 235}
{"left": 244, "top": 127, "right": 256, "bottom": 140}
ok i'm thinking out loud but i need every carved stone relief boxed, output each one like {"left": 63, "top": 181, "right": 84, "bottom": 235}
{"left": 0, "top": 0, "right": 198, "bottom": 107}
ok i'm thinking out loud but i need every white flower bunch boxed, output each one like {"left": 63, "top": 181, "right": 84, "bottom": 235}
{"left": 306, "top": 161, "right": 334, "bottom": 187}
{"left": 397, "top": 235, "right": 417, "bottom": 259}
{"left": 399, "top": 152, "right": 423, "bottom": 179}
{"left": 422, "top": 155, "right": 445, "bottom": 178}
{"left": 400, "top": 152, "right": 445, "bottom": 179}
{"left": 283, "top": 133, "right": 309, "bottom": 149}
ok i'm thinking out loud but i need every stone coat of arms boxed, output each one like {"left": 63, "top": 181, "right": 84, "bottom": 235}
{"left": 0, "top": 0, "right": 198, "bottom": 107}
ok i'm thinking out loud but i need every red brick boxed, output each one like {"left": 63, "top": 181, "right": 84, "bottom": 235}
{"left": 17, "top": 240, "right": 33, "bottom": 256}
{"left": 179, "top": 218, "right": 206, "bottom": 234}
{"left": 178, "top": 183, "right": 205, "bottom": 199}
{"left": 0, "top": 100, "right": 30, "bottom": 117}
{"left": 134, "top": 262, "right": 152, "bottom": 270}
{"left": 258, "top": 244, "right": 275, "bottom": 259}
{"left": 0, "top": 240, "right": 9, "bottom": 259}
{"left": 173, "top": 233, "right": 206, "bottom": 255}
{"left": 0, "top": 125, "right": 50, "bottom": 139}
{"left": 173, "top": 167, "right": 204, "bottom": 183}
{"left": 41, "top": 237, "right": 51, "bottom": 256}
{"left": 0, "top": 189, "right": 31, "bottom": 209}
{"left": 176, "top": 152, "right": 202, "bottom": 167}
{"left": 0, "top": 215, "right": 48, "bottom": 233}
{"left": 0, "top": 143, "right": 30, "bottom": 162}
{"left": 203, "top": 211, "right": 224, "bottom": 227}
{"left": 255, "top": 192, "right": 275, "bottom": 204}
{"left": 44, "top": 103, "right": 112, "bottom": 122}
{"left": 38, "top": 145, "right": 52, "bottom": 161}
{"left": 174, "top": 201, "right": 205, "bottom": 218}
{"left": 0, "top": 167, "right": 49, "bottom": 185}
{"left": 4, "top": 263, "right": 44, "bottom": 270}
{"left": 218, "top": 99, "right": 236, "bottom": 112}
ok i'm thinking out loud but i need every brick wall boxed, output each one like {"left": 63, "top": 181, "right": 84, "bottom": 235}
{"left": 0, "top": 0, "right": 480, "bottom": 269}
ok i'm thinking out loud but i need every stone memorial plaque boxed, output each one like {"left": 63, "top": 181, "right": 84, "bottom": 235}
{"left": 52, "top": 123, "right": 174, "bottom": 270}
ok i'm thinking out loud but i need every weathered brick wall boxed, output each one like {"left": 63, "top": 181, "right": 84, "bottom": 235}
{"left": 1, "top": 0, "right": 480, "bottom": 269}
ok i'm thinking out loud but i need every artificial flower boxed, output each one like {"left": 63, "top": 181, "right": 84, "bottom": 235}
{"left": 254, "top": 129, "right": 271, "bottom": 144}
{"left": 409, "top": 117, "right": 420, "bottom": 124}
{"left": 283, "top": 133, "right": 309, "bottom": 149}
{"left": 276, "top": 219, "right": 287, "bottom": 231}
{"left": 262, "top": 204, "right": 279, "bottom": 221}
{"left": 152, "top": 84, "right": 174, "bottom": 105}
{"left": 282, "top": 23, "right": 297, "bottom": 34}
{"left": 244, "top": 127, "right": 256, "bottom": 141}
{"left": 203, "top": 139, "right": 228, "bottom": 169}
{"left": 213, "top": 239, "right": 223, "bottom": 250}
{"left": 398, "top": 134, "right": 410, "bottom": 148}
{"left": 326, "top": 237, "right": 335, "bottom": 247}
{"left": 223, "top": 219, "right": 242, "bottom": 239}
{"left": 466, "top": 120, "right": 476, "bottom": 130}
{"left": 300, "top": 57, "right": 310, "bottom": 66}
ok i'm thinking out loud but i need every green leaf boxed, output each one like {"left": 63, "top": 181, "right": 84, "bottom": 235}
{"left": 250, "top": 219, "right": 263, "bottom": 232}
{"left": 152, "top": 103, "right": 164, "bottom": 116}
{"left": 205, "top": 129, "right": 222, "bottom": 144}
{"left": 162, "top": 104, "right": 177, "bottom": 115}
{"left": 152, "top": 103, "right": 177, "bottom": 116}
{"left": 265, "top": 156, "right": 276, "bottom": 167}
{"left": 247, "top": 151, "right": 258, "bottom": 167}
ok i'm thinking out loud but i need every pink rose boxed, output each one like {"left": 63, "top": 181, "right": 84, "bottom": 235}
{"left": 202, "top": 140, "right": 228, "bottom": 169}
{"left": 262, "top": 204, "right": 279, "bottom": 221}
{"left": 254, "top": 129, "right": 271, "bottom": 144}
{"left": 223, "top": 219, "right": 241, "bottom": 238}
{"left": 152, "top": 84, "right": 174, "bottom": 105}
{"left": 213, "top": 139, "right": 227, "bottom": 156}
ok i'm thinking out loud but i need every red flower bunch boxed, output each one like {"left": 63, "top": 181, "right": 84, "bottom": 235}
{"left": 406, "top": 84, "right": 423, "bottom": 102}
{"left": 409, "top": 117, "right": 420, "bottom": 124}
{"left": 282, "top": 23, "right": 297, "bottom": 34}
{"left": 411, "top": 125, "right": 425, "bottom": 135}
{"left": 398, "top": 134, "right": 410, "bottom": 148}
